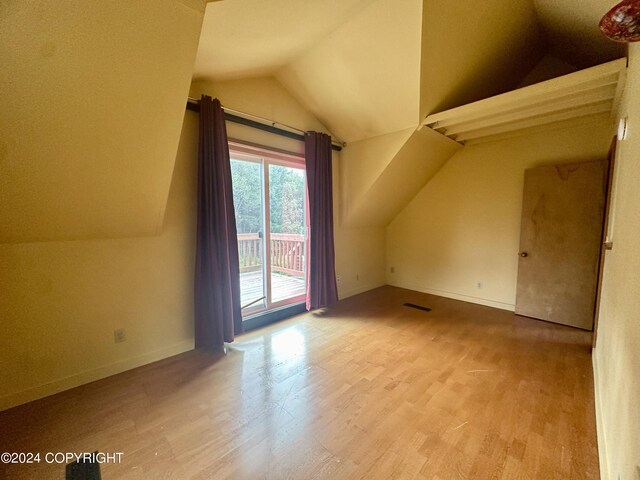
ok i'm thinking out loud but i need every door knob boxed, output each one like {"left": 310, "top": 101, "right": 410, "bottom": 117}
{"left": 519, "top": 252, "right": 528, "bottom": 257}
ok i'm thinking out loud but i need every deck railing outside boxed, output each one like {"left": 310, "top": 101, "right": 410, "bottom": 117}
{"left": 237, "top": 233, "right": 261, "bottom": 273}
{"left": 237, "top": 233, "right": 305, "bottom": 277}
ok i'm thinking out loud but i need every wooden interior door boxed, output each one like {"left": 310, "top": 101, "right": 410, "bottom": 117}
{"left": 514, "top": 160, "right": 607, "bottom": 330}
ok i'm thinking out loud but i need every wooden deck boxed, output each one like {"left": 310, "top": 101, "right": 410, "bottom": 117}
{"left": 240, "top": 270, "right": 305, "bottom": 307}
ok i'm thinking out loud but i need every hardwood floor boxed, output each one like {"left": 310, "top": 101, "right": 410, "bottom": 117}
{"left": 0, "top": 286, "right": 599, "bottom": 479}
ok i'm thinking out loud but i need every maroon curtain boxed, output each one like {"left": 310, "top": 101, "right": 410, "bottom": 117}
{"left": 305, "top": 132, "right": 339, "bottom": 310}
{"left": 194, "top": 96, "right": 242, "bottom": 351}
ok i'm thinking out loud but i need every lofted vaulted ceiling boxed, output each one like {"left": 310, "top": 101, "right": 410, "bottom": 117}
{"left": 192, "top": 0, "right": 626, "bottom": 227}
{"left": 2, "top": 0, "right": 626, "bottom": 242}
{"left": 195, "top": 0, "right": 625, "bottom": 139}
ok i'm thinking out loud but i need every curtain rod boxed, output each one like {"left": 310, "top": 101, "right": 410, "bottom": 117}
{"left": 186, "top": 97, "right": 344, "bottom": 152}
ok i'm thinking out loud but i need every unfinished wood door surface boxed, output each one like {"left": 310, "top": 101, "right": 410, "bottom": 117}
{"left": 515, "top": 160, "right": 606, "bottom": 330}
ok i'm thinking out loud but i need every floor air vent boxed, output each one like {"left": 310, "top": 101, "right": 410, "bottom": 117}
{"left": 403, "top": 303, "right": 432, "bottom": 312}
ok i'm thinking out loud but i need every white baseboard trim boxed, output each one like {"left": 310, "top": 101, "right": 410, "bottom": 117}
{"left": 388, "top": 280, "right": 516, "bottom": 311}
{"left": 593, "top": 354, "right": 609, "bottom": 480}
{"left": 339, "top": 281, "right": 385, "bottom": 300}
{"left": 0, "top": 340, "right": 194, "bottom": 412}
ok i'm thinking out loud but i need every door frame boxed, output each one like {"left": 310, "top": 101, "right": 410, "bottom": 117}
{"left": 592, "top": 136, "right": 618, "bottom": 347}
{"left": 229, "top": 141, "right": 308, "bottom": 318}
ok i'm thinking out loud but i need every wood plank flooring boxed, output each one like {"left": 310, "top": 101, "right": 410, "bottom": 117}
{"left": 0, "top": 286, "right": 599, "bottom": 479}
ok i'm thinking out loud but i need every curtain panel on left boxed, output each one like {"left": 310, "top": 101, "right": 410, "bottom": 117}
{"left": 194, "top": 96, "right": 243, "bottom": 351}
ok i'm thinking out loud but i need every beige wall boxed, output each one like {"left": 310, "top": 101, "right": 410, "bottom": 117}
{"left": 0, "top": 114, "right": 199, "bottom": 411}
{"left": 0, "top": 76, "right": 386, "bottom": 410}
{"left": 386, "top": 120, "right": 612, "bottom": 310}
{"left": 593, "top": 45, "right": 640, "bottom": 480}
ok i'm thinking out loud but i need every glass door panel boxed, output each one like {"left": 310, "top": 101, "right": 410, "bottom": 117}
{"left": 268, "top": 163, "right": 306, "bottom": 304}
{"left": 231, "top": 147, "right": 308, "bottom": 319}
{"left": 230, "top": 158, "right": 266, "bottom": 314}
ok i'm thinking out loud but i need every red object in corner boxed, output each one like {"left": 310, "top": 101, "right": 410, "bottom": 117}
{"left": 600, "top": 0, "right": 640, "bottom": 42}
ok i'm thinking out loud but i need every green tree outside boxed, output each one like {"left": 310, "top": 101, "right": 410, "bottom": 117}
{"left": 230, "top": 159, "right": 306, "bottom": 235}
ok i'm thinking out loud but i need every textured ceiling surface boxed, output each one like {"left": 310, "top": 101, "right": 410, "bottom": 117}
{"left": 534, "top": 0, "right": 626, "bottom": 68}
{"left": 276, "top": 0, "right": 423, "bottom": 143}
{"left": 193, "top": 0, "right": 377, "bottom": 81}
{"left": 420, "top": 0, "right": 542, "bottom": 118}
{"left": 0, "top": 0, "right": 205, "bottom": 243}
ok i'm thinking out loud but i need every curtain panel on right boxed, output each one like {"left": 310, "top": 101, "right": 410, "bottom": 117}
{"left": 304, "top": 131, "right": 339, "bottom": 310}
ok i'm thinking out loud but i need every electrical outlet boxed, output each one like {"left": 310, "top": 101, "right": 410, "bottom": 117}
{"left": 477, "top": 281, "right": 483, "bottom": 289}
{"left": 114, "top": 328, "right": 126, "bottom": 343}
{"left": 336, "top": 274, "right": 341, "bottom": 284}
{"left": 390, "top": 266, "right": 395, "bottom": 274}
{"left": 356, "top": 273, "right": 359, "bottom": 281}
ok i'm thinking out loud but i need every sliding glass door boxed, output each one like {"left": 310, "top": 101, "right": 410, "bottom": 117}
{"left": 230, "top": 148, "right": 307, "bottom": 317}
